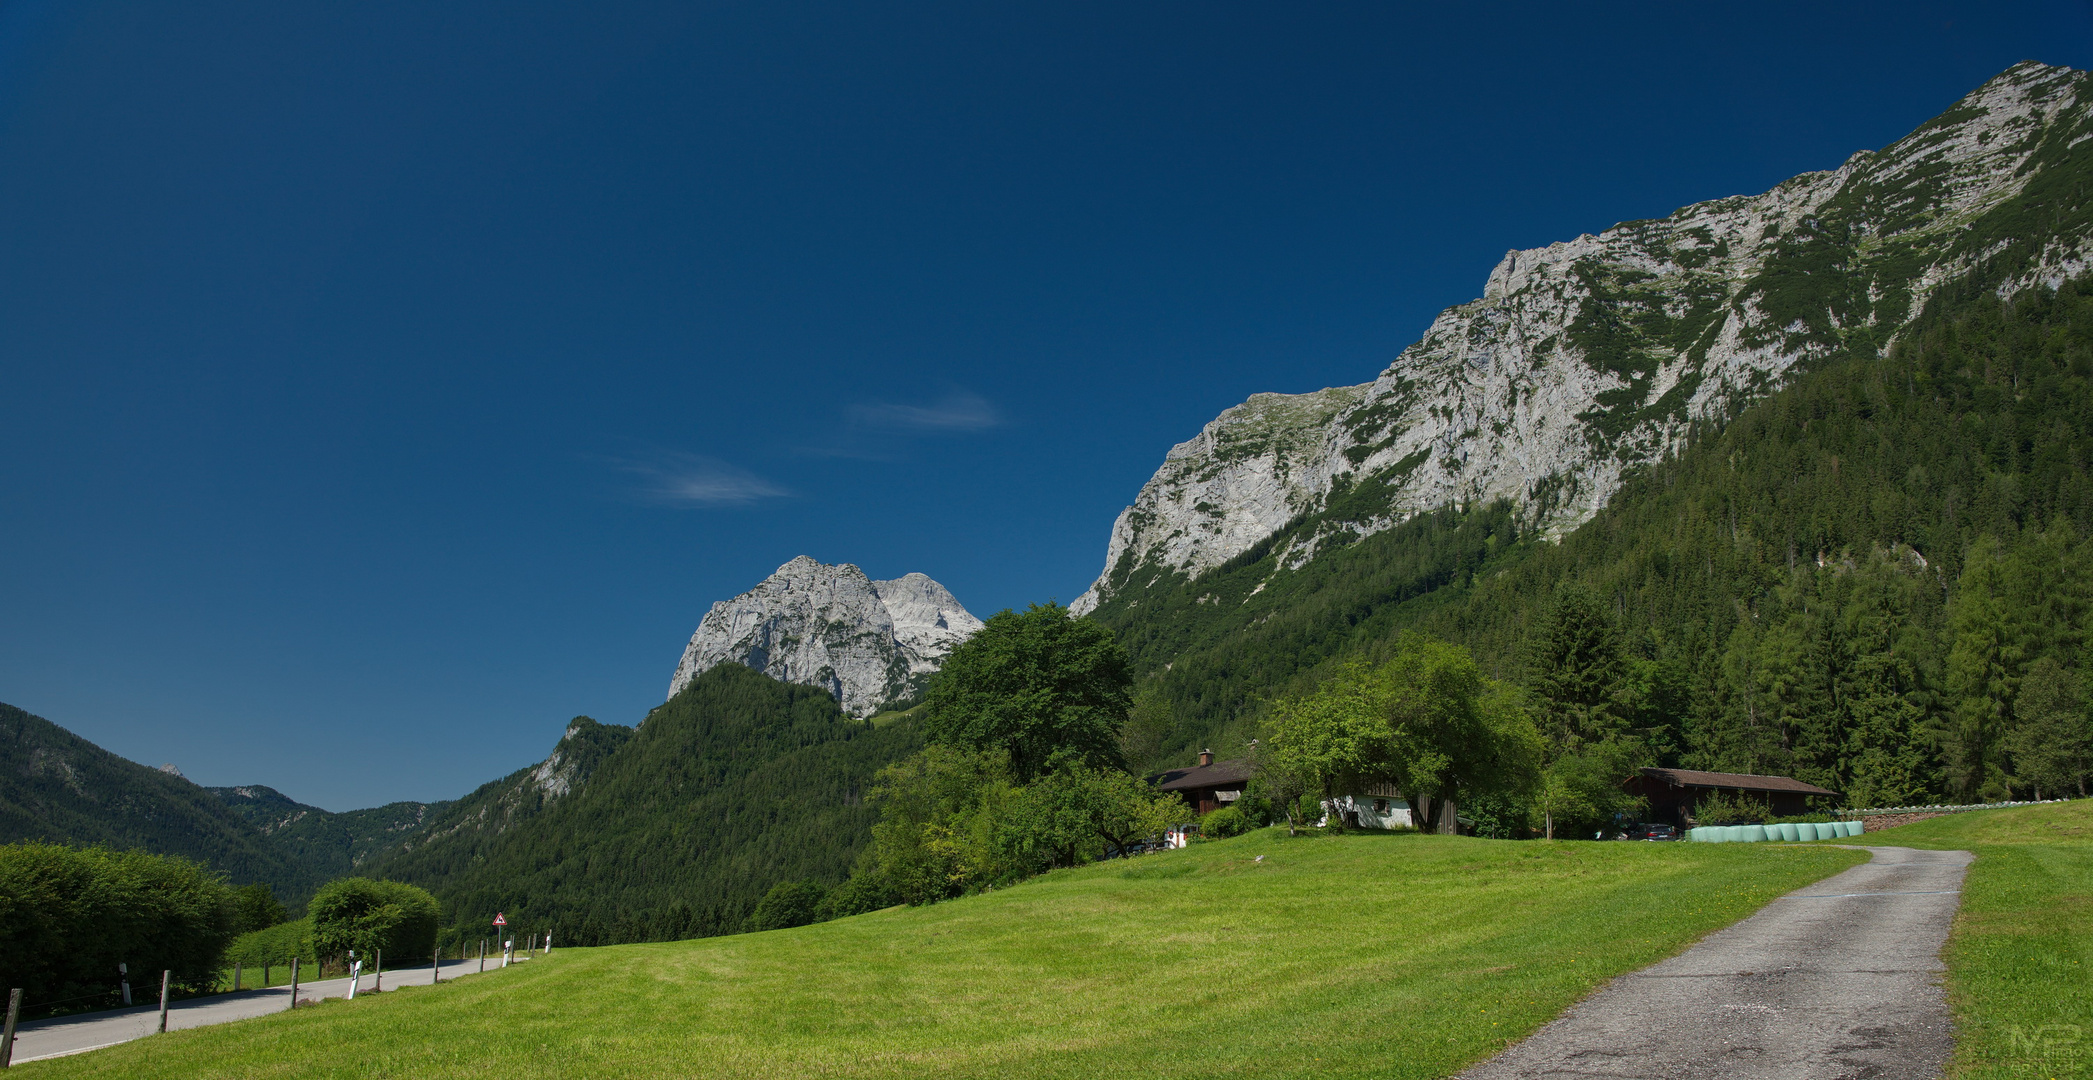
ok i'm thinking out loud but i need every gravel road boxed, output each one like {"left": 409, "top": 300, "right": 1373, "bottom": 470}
{"left": 8, "top": 956, "right": 516, "bottom": 1064}
{"left": 1459, "top": 845, "right": 1973, "bottom": 1080}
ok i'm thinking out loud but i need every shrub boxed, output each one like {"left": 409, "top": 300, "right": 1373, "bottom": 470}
{"left": 0, "top": 843, "right": 237, "bottom": 1015}
{"left": 1200, "top": 804, "right": 1255, "bottom": 839}
{"left": 223, "top": 917, "right": 314, "bottom": 969}
{"left": 1297, "top": 794, "right": 1325, "bottom": 826}
{"left": 1693, "top": 791, "right": 1771, "bottom": 825}
{"left": 1232, "top": 792, "right": 1275, "bottom": 827}
{"left": 232, "top": 883, "right": 288, "bottom": 935}
{"left": 816, "top": 874, "right": 900, "bottom": 920}
{"left": 308, "top": 878, "right": 440, "bottom": 964}
{"left": 746, "top": 881, "right": 827, "bottom": 932}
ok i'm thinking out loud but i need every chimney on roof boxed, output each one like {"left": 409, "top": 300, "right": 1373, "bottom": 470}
{"left": 1199, "top": 749, "right": 1213, "bottom": 767}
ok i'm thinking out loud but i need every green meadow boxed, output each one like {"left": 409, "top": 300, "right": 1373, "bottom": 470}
{"left": 22, "top": 831, "right": 1861, "bottom": 1080}
{"left": 1862, "top": 800, "right": 2093, "bottom": 1079}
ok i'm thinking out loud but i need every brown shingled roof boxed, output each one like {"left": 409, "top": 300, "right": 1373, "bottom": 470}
{"left": 1638, "top": 767, "right": 1838, "bottom": 797}
{"left": 1152, "top": 759, "right": 1256, "bottom": 792}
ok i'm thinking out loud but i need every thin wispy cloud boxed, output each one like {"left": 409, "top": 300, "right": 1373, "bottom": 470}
{"left": 847, "top": 389, "right": 1000, "bottom": 433}
{"left": 797, "top": 388, "right": 1003, "bottom": 459}
{"left": 615, "top": 453, "right": 789, "bottom": 507}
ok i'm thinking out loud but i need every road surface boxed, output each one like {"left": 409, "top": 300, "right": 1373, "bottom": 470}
{"left": 1459, "top": 845, "right": 1973, "bottom": 1080}
{"left": 9, "top": 955, "right": 529, "bottom": 1064}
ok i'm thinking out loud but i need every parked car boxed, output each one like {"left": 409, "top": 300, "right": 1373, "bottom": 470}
{"left": 1631, "top": 823, "right": 1679, "bottom": 841}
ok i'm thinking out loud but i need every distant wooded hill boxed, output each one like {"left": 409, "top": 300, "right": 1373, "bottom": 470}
{"left": 1, "top": 665, "right": 921, "bottom": 943}
{"left": 207, "top": 784, "right": 448, "bottom": 885}
{"left": 355, "top": 663, "right": 922, "bottom": 946}
{"left": 0, "top": 701, "right": 329, "bottom": 895}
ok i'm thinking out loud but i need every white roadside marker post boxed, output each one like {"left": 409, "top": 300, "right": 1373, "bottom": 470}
{"left": 3, "top": 987, "right": 22, "bottom": 1068}
{"left": 374, "top": 950, "right": 382, "bottom": 993}
{"left": 119, "top": 963, "right": 131, "bottom": 1007}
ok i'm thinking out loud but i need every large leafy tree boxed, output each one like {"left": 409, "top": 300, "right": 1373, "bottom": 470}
{"left": 924, "top": 603, "right": 1133, "bottom": 780}
{"left": 1258, "top": 661, "right": 1391, "bottom": 832}
{"left": 1260, "top": 634, "right": 1542, "bottom": 834}
{"left": 1379, "top": 637, "right": 1546, "bottom": 832}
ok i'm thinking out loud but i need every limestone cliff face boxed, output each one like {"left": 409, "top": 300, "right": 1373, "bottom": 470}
{"left": 667, "top": 557, "right": 984, "bottom": 717}
{"left": 1074, "top": 62, "right": 2093, "bottom": 614}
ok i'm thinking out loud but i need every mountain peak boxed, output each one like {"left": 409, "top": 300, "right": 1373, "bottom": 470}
{"left": 668, "top": 557, "right": 983, "bottom": 716}
{"left": 1073, "top": 62, "right": 2093, "bottom": 615}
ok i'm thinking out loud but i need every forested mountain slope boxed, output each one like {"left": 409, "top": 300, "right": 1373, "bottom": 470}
{"left": 1090, "top": 62, "right": 2093, "bottom": 809}
{"left": 1078, "top": 61, "right": 2093, "bottom": 620}
{"left": 1107, "top": 270, "right": 2093, "bottom": 808}
{"left": 360, "top": 663, "right": 922, "bottom": 945}
{"left": 0, "top": 702, "right": 320, "bottom": 893}
{"left": 207, "top": 785, "right": 446, "bottom": 885}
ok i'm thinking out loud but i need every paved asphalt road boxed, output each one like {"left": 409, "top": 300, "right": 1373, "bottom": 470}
{"left": 9, "top": 955, "right": 529, "bottom": 1064}
{"left": 1460, "top": 845, "right": 1974, "bottom": 1080}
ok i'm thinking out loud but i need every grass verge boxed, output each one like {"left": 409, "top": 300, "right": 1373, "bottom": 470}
{"left": 21, "top": 830, "right": 1862, "bottom": 1080}
{"left": 1861, "top": 799, "right": 2093, "bottom": 1079}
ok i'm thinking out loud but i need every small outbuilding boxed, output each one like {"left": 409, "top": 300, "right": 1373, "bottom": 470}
{"left": 1628, "top": 767, "right": 1839, "bottom": 825}
{"left": 1153, "top": 750, "right": 1255, "bottom": 815}
{"left": 1323, "top": 782, "right": 1415, "bottom": 829}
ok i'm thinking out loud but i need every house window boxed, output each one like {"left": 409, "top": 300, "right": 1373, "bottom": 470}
{"left": 1372, "top": 799, "right": 1388, "bottom": 814}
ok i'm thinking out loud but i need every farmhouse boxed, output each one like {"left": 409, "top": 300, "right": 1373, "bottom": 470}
{"left": 1628, "top": 767, "right": 1839, "bottom": 825}
{"left": 1152, "top": 754, "right": 1423, "bottom": 830}
{"left": 1153, "top": 750, "right": 1254, "bottom": 815}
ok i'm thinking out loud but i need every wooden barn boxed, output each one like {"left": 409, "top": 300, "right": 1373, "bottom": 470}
{"left": 1628, "top": 767, "right": 1839, "bottom": 825}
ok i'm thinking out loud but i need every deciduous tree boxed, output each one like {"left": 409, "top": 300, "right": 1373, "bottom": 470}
{"left": 926, "top": 603, "right": 1133, "bottom": 780}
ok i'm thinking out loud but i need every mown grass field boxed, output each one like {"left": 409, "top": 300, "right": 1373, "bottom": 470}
{"left": 21, "top": 830, "right": 1860, "bottom": 1080}
{"left": 1860, "top": 799, "right": 2093, "bottom": 1079}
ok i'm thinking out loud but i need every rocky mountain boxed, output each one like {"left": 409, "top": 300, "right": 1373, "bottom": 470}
{"left": 1074, "top": 61, "right": 2093, "bottom": 615}
{"left": 669, "top": 556, "right": 984, "bottom": 717}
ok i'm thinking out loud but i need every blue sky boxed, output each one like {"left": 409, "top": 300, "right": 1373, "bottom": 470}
{"left": 4, "top": 1, "right": 2090, "bottom": 810}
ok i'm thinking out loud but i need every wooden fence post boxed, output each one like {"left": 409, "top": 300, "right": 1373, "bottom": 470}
{"left": 233, "top": 962, "right": 241, "bottom": 992}
{"left": 478, "top": 939, "right": 486, "bottom": 974}
{"left": 374, "top": 950, "right": 382, "bottom": 993}
{"left": 2, "top": 987, "right": 22, "bottom": 1068}
{"left": 156, "top": 970, "right": 171, "bottom": 1033}
{"left": 288, "top": 958, "right": 299, "bottom": 1010}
